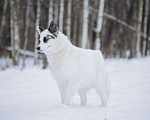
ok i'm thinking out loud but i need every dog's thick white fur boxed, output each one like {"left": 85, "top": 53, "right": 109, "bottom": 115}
{"left": 36, "top": 22, "right": 110, "bottom": 106}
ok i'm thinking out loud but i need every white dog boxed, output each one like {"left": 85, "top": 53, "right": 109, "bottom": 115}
{"left": 36, "top": 21, "right": 110, "bottom": 106}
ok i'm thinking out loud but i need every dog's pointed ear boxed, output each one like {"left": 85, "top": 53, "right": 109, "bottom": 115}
{"left": 37, "top": 26, "right": 44, "bottom": 35}
{"left": 48, "top": 21, "right": 59, "bottom": 36}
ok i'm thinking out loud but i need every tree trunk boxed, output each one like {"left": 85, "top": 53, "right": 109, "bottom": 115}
{"left": 82, "top": 0, "right": 89, "bottom": 48}
{"left": 135, "top": 0, "right": 143, "bottom": 57}
{"left": 22, "top": 0, "right": 30, "bottom": 68}
{"left": 0, "top": 0, "right": 7, "bottom": 55}
{"left": 77, "top": 1, "right": 83, "bottom": 48}
{"left": 54, "top": 0, "right": 58, "bottom": 24}
{"left": 66, "top": 0, "right": 72, "bottom": 40}
{"left": 129, "top": 0, "right": 137, "bottom": 58}
{"left": 34, "top": 0, "right": 41, "bottom": 65}
{"left": 145, "top": 30, "right": 149, "bottom": 56}
{"left": 95, "top": 0, "right": 105, "bottom": 50}
{"left": 72, "top": 0, "right": 78, "bottom": 46}
{"left": 142, "top": 0, "right": 149, "bottom": 56}
{"left": 48, "top": 0, "right": 53, "bottom": 26}
{"left": 11, "top": 0, "right": 20, "bottom": 65}
{"left": 10, "top": 0, "right": 15, "bottom": 63}
{"left": 89, "top": 0, "right": 98, "bottom": 50}
{"left": 59, "top": 0, "right": 64, "bottom": 32}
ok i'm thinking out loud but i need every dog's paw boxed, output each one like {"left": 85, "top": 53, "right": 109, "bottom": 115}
{"left": 80, "top": 102, "right": 86, "bottom": 107}
{"left": 58, "top": 103, "right": 70, "bottom": 108}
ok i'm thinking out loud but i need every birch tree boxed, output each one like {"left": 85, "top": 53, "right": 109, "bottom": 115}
{"left": 82, "top": 0, "right": 89, "bottom": 49}
{"left": 135, "top": 0, "right": 143, "bottom": 57}
{"left": 34, "top": 0, "right": 41, "bottom": 65}
{"left": 10, "top": 0, "right": 20, "bottom": 65}
{"left": 22, "top": 0, "right": 30, "bottom": 68}
{"left": 54, "top": 0, "right": 58, "bottom": 24}
{"left": 59, "top": 0, "right": 64, "bottom": 32}
{"left": 14, "top": 0, "right": 20, "bottom": 65}
{"left": 95, "top": 0, "right": 105, "bottom": 50}
{"left": 48, "top": 0, "right": 53, "bottom": 25}
{"left": 66, "top": 0, "right": 72, "bottom": 40}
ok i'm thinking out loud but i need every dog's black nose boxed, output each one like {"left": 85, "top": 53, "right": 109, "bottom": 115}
{"left": 36, "top": 46, "right": 40, "bottom": 50}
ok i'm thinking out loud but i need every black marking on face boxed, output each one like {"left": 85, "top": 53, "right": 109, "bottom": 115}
{"left": 43, "top": 35, "right": 55, "bottom": 43}
{"left": 43, "top": 37, "right": 48, "bottom": 43}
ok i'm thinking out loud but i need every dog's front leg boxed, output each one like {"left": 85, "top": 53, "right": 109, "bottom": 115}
{"left": 63, "top": 80, "right": 80, "bottom": 105}
{"left": 56, "top": 81, "right": 65, "bottom": 103}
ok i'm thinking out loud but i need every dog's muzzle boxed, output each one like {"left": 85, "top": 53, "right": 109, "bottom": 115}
{"left": 36, "top": 46, "right": 51, "bottom": 53}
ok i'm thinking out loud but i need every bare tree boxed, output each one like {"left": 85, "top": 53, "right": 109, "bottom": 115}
{"left": 22, "top": 0, "right": 30, "bottom": 68}
{"left": 48, "top": 0, "right": 53, "bottom": 25}
{"left": 54, "top": 0, "right": 59, "bottom": 24}
{"left": 135, "top": 0, "right": 143, "bottom": 57}
{"left": 142, "top": 0, "right": 149, "bottom": 56}
{"left": 0, "top": 0, "right": 7, "bottom": 54}
{"left": 10, "top": 0, "right": 15, "bottom": 63}
{"left": 66, "top": 0, "right": 72, "bottom": 40}
{"left": 34, "top": 0, "right": 41, "bottom": 65}
{"left": 72, "top": 0, "right": 78, "bottom": 46}
{"left": 95, "top": 0, "right": 105, "bottom": 50}
{"left": 59, "top": 0, "right": 64, "bottom": 32}
{"left": 14, "top": 0, "right": 20, "bottom": 65}
{"left": 129, "top": 0, "right": 137, "bottom": 58}
{"left": 82, "top": 0, "right": 89, "bottom": 48}
{"left": 10, "top": 0, "right": 20, "bottom": 65}
{"left": 89, "top": 0, "right": 98, "bottom": 50}
{"left": 77, "top": 1, "right": 83, "bottom": 48}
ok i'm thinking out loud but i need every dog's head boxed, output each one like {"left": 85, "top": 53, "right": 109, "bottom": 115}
{"left": 36, "top": 21, "right": 59, "bottom": 54}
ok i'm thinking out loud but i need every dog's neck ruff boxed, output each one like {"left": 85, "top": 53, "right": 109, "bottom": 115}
{"left": 45, "top": 33, "right": 71, "bottom": 68}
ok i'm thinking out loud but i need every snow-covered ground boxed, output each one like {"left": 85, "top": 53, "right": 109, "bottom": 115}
{"left": 0, "top": 57, "right": 150, "bottom": 120}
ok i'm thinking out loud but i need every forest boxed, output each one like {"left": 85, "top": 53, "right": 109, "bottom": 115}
{"left": 0, "top": 0, "right": 150, "bottom": 69}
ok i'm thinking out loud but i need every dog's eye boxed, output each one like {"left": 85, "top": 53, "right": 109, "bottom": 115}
{"left": 43, "top": 37, "right": 48, "bottom": 43}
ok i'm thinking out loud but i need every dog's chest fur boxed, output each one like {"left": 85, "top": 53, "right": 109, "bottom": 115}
{"left": 47, "top": 46, "right": 78, "bottom": 82}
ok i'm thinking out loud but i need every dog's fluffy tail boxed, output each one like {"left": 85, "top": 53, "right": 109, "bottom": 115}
{"left": 105, "top": 72, "right": 111, "bottom": 100}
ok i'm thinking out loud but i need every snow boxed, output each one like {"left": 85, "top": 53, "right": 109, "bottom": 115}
{"left": 0, "top": 57, "right": 150, "bottom": 120}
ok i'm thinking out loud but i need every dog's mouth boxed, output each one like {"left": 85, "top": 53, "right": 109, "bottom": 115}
{"left": 38, "top": 46, "right": 50, "bottom": 53}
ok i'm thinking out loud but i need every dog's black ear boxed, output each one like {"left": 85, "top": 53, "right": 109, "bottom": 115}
{"left": 37, "top": 26, "right": 44, "bottom": 35}
{"left": 48, "top": 21, "right": 59, "bottom": 36}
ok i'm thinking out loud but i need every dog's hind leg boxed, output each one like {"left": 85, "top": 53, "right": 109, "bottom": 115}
{"left": 95, "top": 83, "right": 107, "bottom": 107}
{"left": 94, "top": 66, "right": 107, "bottom": 107}
{"left": 78, "top": 89, "right": 87, "bottom": 106}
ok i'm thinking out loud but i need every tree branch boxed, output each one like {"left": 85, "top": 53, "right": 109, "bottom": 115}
{"left": 103, "top": 12, "right": 146, "bottom": 39}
